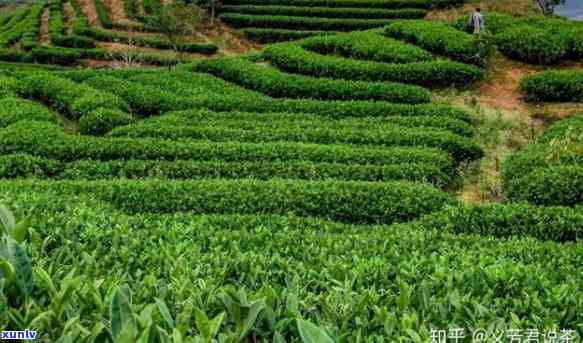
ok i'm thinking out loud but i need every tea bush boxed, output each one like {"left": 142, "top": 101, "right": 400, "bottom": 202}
{"left": 0, "top": 121, "right": 456, "bottom": 173}
{"left": 17, "top": 73, "right": 129, "bottom": 119}
{"left": 220, "top": 14, "right": 394, "bottom": 31}
{"left": 241, "top": 28, "right": 338, "bottom": 43}
{"left": 195, "top": 57, "right": 432, "bottom": 103}
{"left": 301, "top": 31, "right": 433, "bottom": 63}
{"left": 79, "top": 109, "right": 135, "bottom": 136}
{"left": 219, "top": 5, "right": 426, "bottom": 19}
{"left": 385, "top": 20, "right": 491, "bottom": 65}
{"left": 521, "top": 70, "right": 583, "bottom": 102}
{"left": 263, "top": 43, "right": 484, "bottom": 87}
{"left": 495, "top": 25, "right": 569, "bottom": 65}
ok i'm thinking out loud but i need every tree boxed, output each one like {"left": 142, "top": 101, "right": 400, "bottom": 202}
{"left": 195, "top": 0, "right": 221, "bottom": 25}
{"left": 154, "top": 1, "right": 203, "bottom": 63}
{"left": 534, "top": 0, "right": 566, "bottom": 15}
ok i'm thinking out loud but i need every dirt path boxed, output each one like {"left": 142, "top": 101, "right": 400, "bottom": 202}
{"left": 39, "top": 7, "right": 51, "bottom": 46}
{"left": 160, "top": 0, "right": 172, "bottom": 6}
{"left": 63, "top": 2, "right": 76, "bottom": 35}
{"left": 104, "top": 0, "right": 127, "bottom": 22}
{"left": 78, "top": 0, "right": 100, "bottom": 26}
{"left": 477, "top": 56, "right": 541, "bottom": 116}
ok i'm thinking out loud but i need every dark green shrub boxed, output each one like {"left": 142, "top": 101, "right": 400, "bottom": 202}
{"left": 52, "top": 35, "right": 96, "bottom": 48}
{"left": 0, "top": 154, "right": 62, "bottom": 178}
{"left": 79, "top": 109, "right": 135, "bottom": 136}
{"left": 31, "top": 47, "right": 82, "bottom": 65}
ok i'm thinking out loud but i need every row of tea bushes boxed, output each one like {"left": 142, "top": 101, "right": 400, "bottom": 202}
{"left": 195, "top": 56, "right": 432, "bottom": 103}
{"left": 66, "top": 68, "right": 474, "bottom": 121}
{"left": 521, "top": 70, "right": 583, "bottom": 102}
{"left": 0, "top": 178, "right": 456, "bottom": 224}
{"left": 0, "top": 121, "right": 456, "bottom": 174}
{"left": 110, "top": 114, "right": 482, "bottom": 162}
{"left": 411, "top": 203, "right": 583, "bottom": 242}
{"left": 385, "top": 20, "right": 491, "bottom": 66}
{"left": 0, "top": 153, "right": 453, "bottom": 186}
{"left": 222, "top": 0, "right": 463, "bottom": 9}
{"left": 503, "top": 115, "right": 582, "bottom": 207}
{"left": 240, "top": 28, "right": 338, "bottom": 43}
{"left": 220, "top": 13, "right": 394, "bottom": 31}
{"left": 263, "top": 43, "right": 484, "bottom": 87}
{"left": 152, "top": 109, "right": 475, "bottom": 137}
{"left": 219, "top": 5, "right": 426, "bottom": 19}
{"left": 300, "top": 30, "right": 433, "bottom": 64}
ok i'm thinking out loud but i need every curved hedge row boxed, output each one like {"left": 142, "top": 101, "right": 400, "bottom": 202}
{"left": 7, "top": 179, "right": 456, "bottom": 224}
{"left": 0, "top": 97, "right": 62, "bottom": 129}
{"left": 83, "top": 76, "right": 194, "bottom": 115}
{"left": 111, "top": 120, "right": 482, "bottom": 162}
{"left": 263, "top": 43, "right": 484, "bottom": 87}
{"left": 221, "top": 0, "right": 462, "bottom": 9}
{"left": 503, "top": 115, "right": 582, "bottom": 207}
{"left": 195, "top": 57, "right": 432, "bottom": 103}
{"left": 385, "top": 20, "right": 490, "bottom": 66}
{"left": 220, "top": 13, "right": 392, "bottom": 31}
{"left": 157, "top": 109, "right": 475, "bottom": 137}
{"left": 0, "top": 154, "right": 452, "bottom": 186}
{"left": 414, "top": 203, "right": 583, "bottom": 242}
{"left": 521, "top": 70, "right": 583, "bottom": 102}
{"left": 17, "top": 72, "right": 129, "bottom": 120}
{"left": 219, "top": 5, "right": 426, "bottom": 19}
{"left": 0, "top": 121, "right": 456, "bottom": 173}
{"left": 505, "top": 166, "right": 583, "bottom": 207}
{"left": 301, "top": 31, "right": 433, "bottom": 64}
{"left": 79, "top": 108, "right": 135, "bottom": 136}
{"left": 241, "top": 28, "right": 338, "bottom": 43}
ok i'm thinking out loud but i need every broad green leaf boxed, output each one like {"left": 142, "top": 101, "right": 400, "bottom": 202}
{"left": 0, "top": 256, "right": 14, "bottom": 281}
{"left": 156, "top": 297, "right": 175, "bottom": 330}
{"left": 0, "top": 236, "right": 33, "bottom": 297}
{"left": 208, "top": 312, "right": 225, "bottom": 340}
{"left": 110, "top": 284, "right": 137, "bottom": 342}
{"left": 240, "top": 299, "right": 265, "bottom": 338}
{"left": 0, "top": 206, "right": 15, "bottom": 232}
{"left": 297, "top": 319, "right": 335, "bottom": 343}
{"left": 10, "top": 220, "right": 29, "bottom": 243}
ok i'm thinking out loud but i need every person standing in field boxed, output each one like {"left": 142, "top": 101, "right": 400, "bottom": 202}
{"left": 469, "top": 8, "right": 485, "bottom": 34}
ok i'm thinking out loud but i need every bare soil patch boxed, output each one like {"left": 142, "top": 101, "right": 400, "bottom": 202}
{"left": 78, "top": 0, "right": 100, "bottom": 26}
{"left": 39, "top": 7, "right": 51, "bottom": 46}
{"left": 63, "top": 2, "right": 76, "bottom": 35}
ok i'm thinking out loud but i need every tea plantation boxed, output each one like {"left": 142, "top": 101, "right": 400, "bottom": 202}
{"left": 0, "top": 0, "right": 582, "bottom": 341}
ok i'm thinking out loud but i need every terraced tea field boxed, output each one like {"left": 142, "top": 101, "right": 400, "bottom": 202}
{"left": 0, "top": 0, "right": 582, "bottom": 341}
